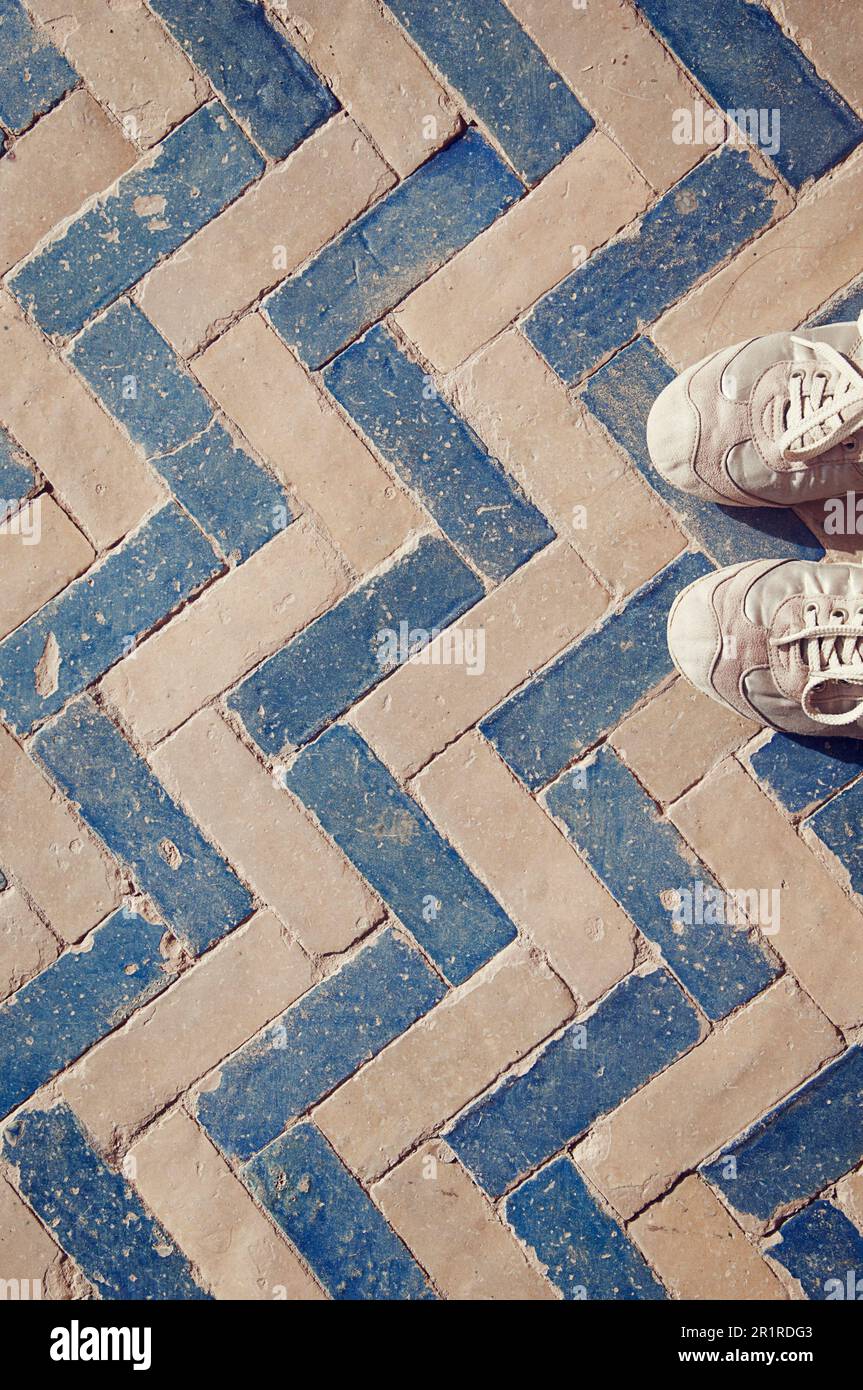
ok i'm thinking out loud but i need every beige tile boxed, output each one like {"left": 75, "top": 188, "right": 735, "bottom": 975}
{"left": 0, "top": 289, "right": 163, "bottom": 549}
{"left": 609, "top": 677, "right": 757, "bottom": 804}
{"left": 315, "top": 941, "right": 573, "bottom": 1181}
{"left": 352, "top": 539, "right": 607, "bottom": 778}
{"left": 577, "top": 976, "right": 840, "bottom": 1217}
{"left": 0, "top": 724, "right": 121, "bottom": 944}
{"left": 505, "top": 0, "right": 703, "bottom": 191}
{"left": 835, "top": 1165, "right": 863, "bottom": 1233}
{"left": 138, "top": 114, "right": 394, "bottom": 357}
{"left": 394, "top": 132, "right": 650, "bottom": 371}
{"left": 0, "top": 887, "right": 59, "bottom": 1002}
{"left": 452, "top": 328, "right": 684, "bottom": 594}
{"left": 193, "top": 314, "right": 424, "bottom": 572}
{"left": 27, "top": 0, "right": 207, "bottom": 147}
{"left": 151, "top": 708, "right": 383, "bottom": 956}
{"left": 0, "top": 496, "right": 94, "bottom": 641}
{"left": 628, "top": 1174, "right": 789, "bottom": 1300}
{"left": 62, "top": 910, "right": 313, "bottom": 1149}
{"left": 129, "top": 1109, "right": 324, "bottom": 1300}
{"left": 762, "top": 0, "right": 863, "bottom": 117}
{"left": 0, "top": 1176, "right": 67, "bottom": 1299}
{"left": 0, "top": 90, "right": 135, "bottom": 273}
{"left": 670, "top": 759, "right": 863, "bottom": 1029}
{"left": 412, "top": 731, "right": 637, "bottom": 1001}
{"left": 274, "top": 0, "right": 460, "bottom": 176}
{"left": 372, "top": 1141, "right": 556, "bottom": 1300}
{"left": 100, "top": 517, "right": 349, "bottom": 745}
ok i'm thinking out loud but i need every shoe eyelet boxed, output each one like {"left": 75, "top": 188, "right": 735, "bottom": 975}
{"left": 832, "top": 608, "right": 848, "bottom": 623}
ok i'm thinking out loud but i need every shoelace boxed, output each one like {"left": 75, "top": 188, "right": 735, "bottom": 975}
{"left": 779, "top": 326, "right": 863, "bottom": 463}
{"left": 773, "top": 602, "right": 863, "bottom": 725}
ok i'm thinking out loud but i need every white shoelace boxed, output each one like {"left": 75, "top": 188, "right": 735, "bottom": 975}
{"left": 774, "top": 602, "right": 863, "bottom": 725}
{"left": 779, "top": 325, "right": 863, "bottom": 463}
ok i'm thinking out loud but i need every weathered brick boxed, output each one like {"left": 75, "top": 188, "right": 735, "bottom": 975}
{"left": 702, "top": 1046, "right": 863, "bottom": 1225}
{"left": 0, "top": 425, "right": 34, "bottom": 503}
{"left": 0, "top": 503, "right": 221, "bottom": 737}
{"left": 9, "top": 101, "right": 264, "bottom": 338}
{"left": 0, "top": 907, "right": 176, "bottom": 1120}
{"left": 150, "top": 708, "right": 382, "bottom": 957}
{"left": 835, "top": 1165, "right": 863, "bottom": 1233}
{"left": 99, "top": 517, "right": 348, "bottom": 746}
{"left": 128, "top": 1108, "right": 324, "bottom": 1301}
{"left": 482, "top": 550, "right": 712, "bottom": 790}
{"left": 192, "top": 313, "right": 423, "bottom": 572}
{"left": 264, "top": 128, "right": 522, "bottom": 368}
{"left": 26, "top": 0, "right": 206, "bottom": 147}
{"left": 670, "top": 759, "right": 863, "bottom": 1029}
{"left": 138, "top": 113, "right": 394, "bottom": 357}
{"left": 805, "top": 778, "right": 863, "bottom": 903}
{"left": 748, "top": 733, "right": 863, "bottom": 817}
{"left": 31, "top": 697, "right": 254, "bottom": 955}
{"left": 447, "top": 967, "right": 701, "bottom": 1198}
{"left": 324, "top": 326, "right": 554, "bottom": 582}
{"left": 353, "top": 540, "right": 607, "bottom": 779}
{"left": 763, "top": 0, "right": 863, "bottom": 118}
{"left": 0, "top": 89, "right": 135, "bottom": 274}
{"left": 768, "top": 1200, "right": 863, "bottom": 1299}
{"left": 315, "top": 942, "right": 573, "bottom": 1181}
{"left": 0, "top": 288, "right": 164, "bottom": 548}
{"left": 372, "top": 1140, "right": 556, "bottom": 1300}
{"left": 2, "top": 1102, "right": 207, "bottom": 1299}
{"left": 0, "top": 721, "right": 121, "bottom": 945}
{"left": 0, "top": 0, "right": 75, "bottom": 131}
{"left": 524, "top": 147, "right": 784, "bottom": 385}
{"left": 0, "top": 1175, "right": 66, "bottom": 1300}
{"left": 505, "top": 1155, "right": 665, "bottom": 1300}
{"left": 0, "top": 494, "right": 94, "bottom": 641}
{"left": 286, "top": 725, "right": 517, "bottom": 984}
{"left": 196, "top": 927, "right": 444, "bottom": 1163}
{"left": 653, "top": 149, "right": 863, "bottom": 367}
{"left": 244, "top": 1123, "right": 434, "bottom": 1300}
{"left": 451, "top": 328, "right": 685, "bottom": 595}
{"left": 61, "top": 910, "right": 312, "bottom": 1151}
{"left": 229, "top": 534, "right": 483, "bottom": 754}
{"left": 546, "top": 746, "right": 779, "bottom": 1020}
{"left": 505, "top": 0, "right": 702, "bottom": 192}
{"left": 637, "top": 0, "right": 863, "bottom": 187}
{"left": 0, "top": 886, "right": 59, "bottom": 1003}
{"left": 393, "top": 133, "right": 650, "bottom": 372}
{"left": 412, "top": 732, "right": 635, "bottom": 1002}
{"left": 578, "top": 977, "right": 840, "bottom": 1218}
{"left": 149, "top": 0, "right": 338, "bottom": 159}
{"left": 628, "top": 1176, "right": 788, "bottom": 1301}
{"left": 384, "top": 0, "right": 593, "bottom": 184}
{"left": 276, "top": 0, "right": 460, "bottom": 177}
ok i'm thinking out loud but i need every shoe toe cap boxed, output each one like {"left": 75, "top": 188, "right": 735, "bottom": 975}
{"left": 646, "top": 368, "right": 701, "bottom": 496}
{"left": 667, "top": 574, "right": 722, "bottom": 696}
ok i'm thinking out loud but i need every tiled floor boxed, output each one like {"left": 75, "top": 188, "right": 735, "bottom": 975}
{"left": 1, "top": 0, "right": 863, "bottom": 1302}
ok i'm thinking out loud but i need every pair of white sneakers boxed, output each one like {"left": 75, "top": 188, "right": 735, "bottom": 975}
{"left": 647, "top": 312, "right": 863, "bottom": 736}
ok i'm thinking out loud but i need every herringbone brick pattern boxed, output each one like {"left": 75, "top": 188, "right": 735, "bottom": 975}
{"left": 1, "top": 0, "right": 863, "bottom": 1302}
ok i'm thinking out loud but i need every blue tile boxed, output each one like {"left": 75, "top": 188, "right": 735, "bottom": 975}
{"left": 770, "top": 1201, "right": 863, "bottom": 1301}
{"left": 505, "top": 1156, "right": 664, "bottom": 1300}
{"left": 806, "top": 780, "right": 863, "bottom": 897}
{"left": 635, "top": 0, "right": 863, "bottom": 188}
{"left": 149, "top": 0, "right": 338, "bottom": 159}
{"left": 546, "top": 747, "right": 778, "bottom": 1020}
{"left": 31, "top": 697, "right": 253, "bottom": 954}
{"left": 702, "top": 1046, "right": 863, "bottom": 1222}
{"left": 197, "top": 928, "right": 445, "bottom": 1162}
{"left": 265, "top": 128, "right": 522, "bottom": 368}
{"left": 805, "top": 275, "right": 863, "bottom": 328}
{"left": 0, "top": 908, "right": 171, "bottom": 1118}
{"left": 323, "top": 327, "right": 554, "bottom": 582}
{"left": 481, "top": 550, "right": 712, "bottom": 790}
{"left": 9, "top": 102, "right": 263, "bottom": 337}
{"left": 448, "top": 968, "right": 700, "bottom": 1197}
{"left": 286, "top": 725, "right": 517, "bottom": 984}
{"left": 244, "top": 1123, "right": 434, "bottom": 1299}
{"left": 0, "top": 0, "right": 76, "bottom": 132}
{"left": 2, "top": 1103, "right": 207, "bottom": 1299}
{"left": 749, "top": 735, "right": 863, "bottom": 816}
{"left": 581, "top": 338, "right": 823, "bottom": 566}
{"left": 0, "top": 424, "right": 35, "bottom": 506}
{"left": 384, "top": 0, "right": 592, "bottom": 184}
{"left": 229, "top": 534, "right": 482, "bottom": 754}
{"left": 525, "top": 147, "right": 778, "bottom": 385}
{"left": 0, "top": 503, "right": 221, "bottom": 736}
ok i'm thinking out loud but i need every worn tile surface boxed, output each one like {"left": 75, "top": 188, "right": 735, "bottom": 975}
{"left": 1, "top": 0, "right": 862, "bottom": 1303}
